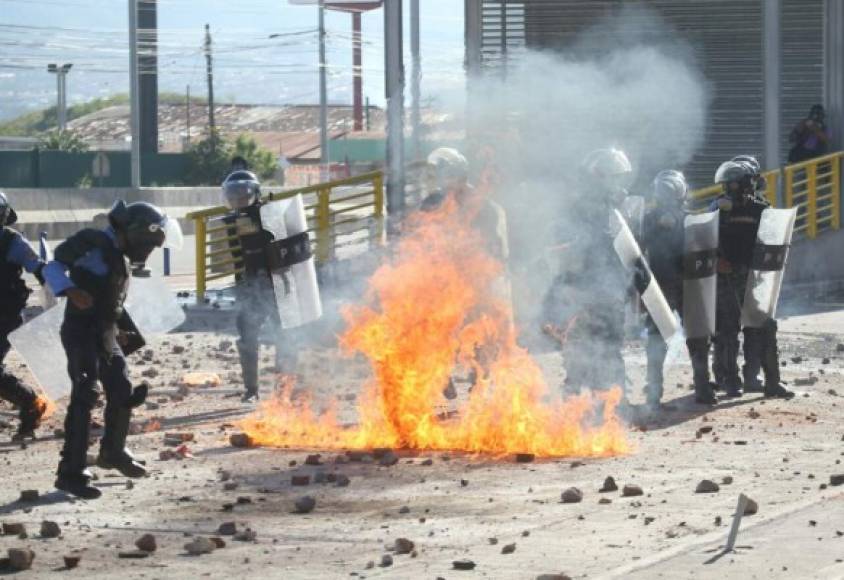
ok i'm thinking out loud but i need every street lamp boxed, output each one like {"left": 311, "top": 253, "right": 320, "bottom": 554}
{"left": 47, "top": 63, "right": 73, "bottom": 131}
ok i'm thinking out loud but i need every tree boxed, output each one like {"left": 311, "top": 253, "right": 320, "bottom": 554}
{"left": 232, "top": 134, "right": 277, "bottom": 180}
{"left": 39, "top": 130, "right": 89, "bottom": 152}
{"left": 185, "top": 131, "right": 233, "bottom": 185}
{"left": 185, "top": 132, "right": 277, "bottom": 185}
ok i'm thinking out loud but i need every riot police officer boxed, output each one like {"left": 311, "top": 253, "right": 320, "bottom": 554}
{"left": 420, "top": 147, "right": 509, "bottom": 396}
{"left": 555, "top": 148, "right": 632, "bottom": 395}
{"left": 641, "top": 171, "right": 718, "bottom": 408}
{"left": 0, "top": 191, "right": 48, "bottom": 440}
{"left": 711, "top": 160, "right": 793, "bottom": 400}
{"left": 222, "top": 170, "right": 288, "bottom": 403}
{"left": 44, "top": 201, "right": 180, "bottom": 499}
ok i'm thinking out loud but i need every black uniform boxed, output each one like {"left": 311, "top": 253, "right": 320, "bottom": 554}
{"left": 641, "top": 204, "right": 716, "bottom": 406}
{"left": 47, "top": 228, "right": 146, "bottom": 491}
{"left": 555, "top": 196, "right": 628, "bottom": 393}
{"left": 0, "top": 227, "right": 46, "bottom": 438}
{"left": 225, "top": 203, "right": 287, "bottom": 398}
{"left": 712, "top": 194, "right": 769, "bottom": 393}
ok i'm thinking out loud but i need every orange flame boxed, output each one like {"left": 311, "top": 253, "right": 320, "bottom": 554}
{"left": 242, "top": 192, "right": 629, "bottom": 458}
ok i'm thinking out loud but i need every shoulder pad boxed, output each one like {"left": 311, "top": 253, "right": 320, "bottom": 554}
{"left": 54, "top": 228, "right": 113, "bottom": 265}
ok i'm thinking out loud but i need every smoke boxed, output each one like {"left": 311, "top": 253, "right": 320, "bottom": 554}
{"left": 432, "top": 6, "right": 711, "bottom": 345}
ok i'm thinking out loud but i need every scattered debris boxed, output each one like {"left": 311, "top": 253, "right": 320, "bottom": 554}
{"left": 830, "top": 474, "right": 844, "bottom": 486}
{"left": 8, "top": 548, "right": 34, "bottom": 571}
{"left": 561, "top": 487, "right": 583, "bottom": 504}
{"left": 229, "top": 433, "right": 254, "bottom": 448}
{"left": 501, "top": 543, "right": 516, "bottom": 554}
{"left": 696, "top": 480, "right": 720, "bottom": 494}
{"left": 184, "top": 537, "right": 216, "bottom": 555}
{"left": 135, "top": 534, "right": 157, "bottom": 552}
{"left": 380, "top": 554, "right": 394, "bottom": 567}
{"left": 181, "top": 372, "right": 222, "bottom": 388}
{"left": 535, "top": 575, "right": 572, "bottom": 580}
{"left": 305, "top": 454, "right": 322, "bottom": 466}
{"left": 379, "top": 451, "right": 399, "bottom": 467}
{"left": 63, "top": 555, "right": 80, "bottom": 569}
{"left": 210, "top": 537, "right": 226, "bottom": 549}
{"left": 218, "top": 522, "right": 237, "bottom": 536}
{"left": 744, "top": 497, "right": 759, "bottom": 515}
{"left": 234, "top": 528, "right": 257, "bottom": 542}
{"left": 599, "top": 476, "right": 618, "bottom": 492}
{"left": 3, "top": 523, "right": 26, "bottom": 536}
{"left": 118, "top": 550, "right": 150, "bottom": 559}
{"left": 622, "top": 485, "right": 643, "bottom": 497}
{"left": 515, "top": 453, "right": 535, "bottom": 463}
{"left": 335, "top": 474, "right": 351, "bottom": 487}
{"left": 294, "top": 496, "right": 316, "bottom": 514}
{"left": 291, "top": 475, "right": 311, "bottom": 486}
{"left": 598, "top": 498, "right": 612, "bottom": 505}
{"left": 394, "top": 538, "right": 415, "bottom": 554}
{"left": 19, "top": 490, "right": 38, "bottom": 502}
{"left": 722, "top": 476, "right": 734, "bottom": 485}
{"left": 39, "top": 521, "right": 60, "bottom": 539}
{"left": 453, "top": 559, "right": 477, "bottom": 571}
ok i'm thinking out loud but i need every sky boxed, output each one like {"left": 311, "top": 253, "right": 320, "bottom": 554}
{"left": 0, "top": 0, "right": 466, "bottom": 121}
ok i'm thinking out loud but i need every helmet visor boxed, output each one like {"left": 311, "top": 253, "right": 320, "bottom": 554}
{"left": 224, "top": 181, "right": 259, "bottom": 209}
{"left": 159, "top": 215, "right": 184, "bottom": 250}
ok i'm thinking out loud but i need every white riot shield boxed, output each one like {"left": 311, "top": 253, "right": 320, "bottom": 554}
{"left": 8, "top": 272, "right": 185, "bottom": 400}
{"left": 124, "top": 270, "right": 186, "bottom": 335}
{"left": 8, "top": 300, "right": 68, "bottom": 400}
{"left": 610, "top": 209, "right": 679, "bottom": 341}
{"left": 259, "top": 195, "right": 322, "bottom": 329}
{"left": 621, "top": 195, "right": 645, "bottom": 240}
{"left": 682, "top": 210, "right": 719, "bottom": 339}
{"left": 741, "top": 207, "right": 797, "bottom": 328}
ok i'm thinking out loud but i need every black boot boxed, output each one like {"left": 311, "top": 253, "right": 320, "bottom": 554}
{"left": 713, "top": 334, "right": 742, "bottom": 397}
{"left": 644, "top": 332, "right": 667, "bottom": 410}
{"left": 238, "top": 340, "right": 259, "bottom": 401}
{"left": 742, "top": 327, "right": 764, "bottom": 393}
{"left": 97, "top": 404, "right": 146, "bottom": 478}
{"left": 56, "top": 405, "right": 101, "bottom": 499}
{"left": 687, "top": 338, "right": 718, "bottom": 405}
{"left": 759, "top": 321, "right": 794, "bottom": 400}
{"left": 14, "top": 396, "right": 47, "bottom": 442}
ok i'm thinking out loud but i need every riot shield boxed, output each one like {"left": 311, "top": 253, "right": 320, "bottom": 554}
{"left": 741, "top": 207, "right": 798, "bottom": 328}
{"left": 259, "top": 194, "right": 323, "bottom": 329}
{"left": 621, "top": 195, "right": 645, "bottom": 241}
{"left": 610, "top": 209, "right": 679, "bottom": 341}
{"left": 682, "top": 210, "right": 719, "bottom": 339}
{"left": 123, "top": 270, "right": 186, "bottom": 335}
{"left": 8, "top": 299, "right": 68, "bottom": 400}
{"left": 8, "top": 271, "right": 185, "bottom": 400}
{"left": 39, "top": 236, "right": 58, "bottom": 310}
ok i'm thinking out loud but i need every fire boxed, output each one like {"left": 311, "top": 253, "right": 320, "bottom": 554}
{"left": 241, "top": 192, "right": 629, "bottom": 458}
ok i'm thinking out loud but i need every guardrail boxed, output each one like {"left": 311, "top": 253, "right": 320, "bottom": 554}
{"left": 186, "top": 170, "right": 385, "bottom": 303}
{"left": 689, "top": 152, "right": 843, "bottom": 239}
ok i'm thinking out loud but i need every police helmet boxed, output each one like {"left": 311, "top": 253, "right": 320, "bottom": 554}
{"left": 0, "top": 191, "right": 17, "bottom": 226}
{"left": 222, "top": 170, "right": 261, "bottom": 210}
{"left": 731, "top": 155, "right": 767, "bottom": 193}
{"left": 714, "top": 160, "right": 755, "bottom": 197}
{"left": 581, "top": 148, "right": 633, "bottom": 198}
{"left": 109, "top": 200, "right": 183, "bottom": 264}
{"left": 427, "top": 147, "right": 469, "bottom": 192}
{"left": 651, "top": 170, "right": 688, "bottom": 203}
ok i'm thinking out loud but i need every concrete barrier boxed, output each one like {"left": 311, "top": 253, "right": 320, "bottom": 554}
{"left": 5, "top": 187, "right": 222, "bottom": 239}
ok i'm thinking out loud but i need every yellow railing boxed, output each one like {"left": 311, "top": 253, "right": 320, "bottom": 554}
{"left": 689, "top": 152, "right": 843, "bottom": 239}
{"left": 186, "top": 171, "right": 385, "bottom": 303}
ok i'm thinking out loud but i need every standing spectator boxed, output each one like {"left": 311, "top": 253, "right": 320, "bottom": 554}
{"left": 788, "top": 104, "right": 829, "bottom": 163}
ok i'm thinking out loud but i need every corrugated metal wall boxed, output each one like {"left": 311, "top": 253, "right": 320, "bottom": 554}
{"left": 781, "top": 0, "right": 825, "bottom": 164}
{"left": 475, "top": 0, "right": 827, "bottom": 186}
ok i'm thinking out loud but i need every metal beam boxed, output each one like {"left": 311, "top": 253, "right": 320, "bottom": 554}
{"left": 410, "top": 0, "right": 421, "bottom": 161}
{"left": 826, "top": 0, "right": 844, "bottom": 153}
{"left": 384, "top": 0, "right": 405, "bottom": 215}
{"left": 319, "top": 1, "right": 329, "bottom": 175}
{"left": 129, "top": 0, "right": 141, "bottom": 188}
{"left": 763, "top": 0, "right": 781, "bottom": 202}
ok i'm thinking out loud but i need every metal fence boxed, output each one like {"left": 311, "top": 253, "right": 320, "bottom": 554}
{"left": 187, "top": 170, "right": 384, "bottom": 303}
{"left": 689, "top": 151, "right": 842, "bottom": 239}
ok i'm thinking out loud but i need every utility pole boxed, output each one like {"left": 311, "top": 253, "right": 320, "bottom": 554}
{"left": 205, "top": 24, "right": 216, "bottom": 137}
{"left": 318, "top": 1, "right": 328, "bottom": 177}
{"left": 352, "top": 10, "right": 363, "bottom": 131}
{"left": 185, "top": 85, "right": 191, "bottom": 149}
{"left": 129, "top": 0, "right": 141, "bottom": 188}
{"left": 47, "top": 63, "right": 73, "bottom": 131}
{"left": 384, "top": 0, "right": 405, "bottom": 215}
{"left": 138, "top": 0, "right": 159, "bottom": 154}
{"left": 410, "top": 0, "right": 421, "bottom": 160}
